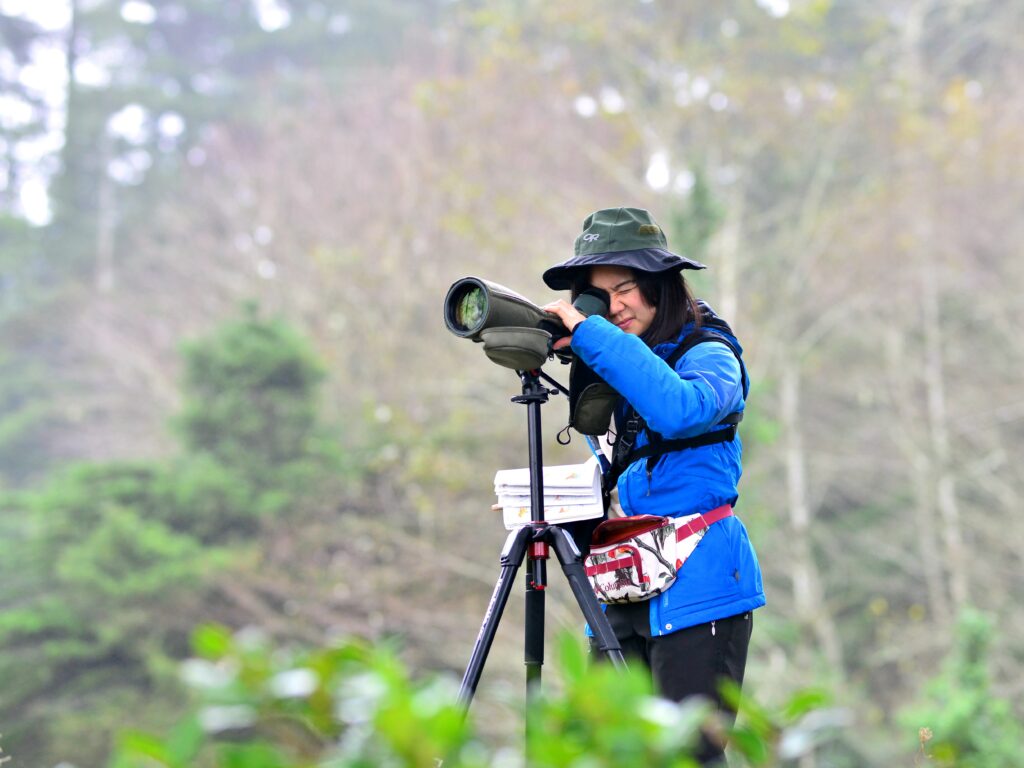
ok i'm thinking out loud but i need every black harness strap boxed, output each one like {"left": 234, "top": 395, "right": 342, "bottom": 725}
{"left": 625, "top": 416, "right": 741, "bottom": 463}
{"left": 608, "top": 321, "right": 747, "bottom": 486}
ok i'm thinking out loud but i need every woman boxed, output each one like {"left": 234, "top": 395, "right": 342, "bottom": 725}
{"left": 543, "top": 207, "right": 765, "bottom": 765}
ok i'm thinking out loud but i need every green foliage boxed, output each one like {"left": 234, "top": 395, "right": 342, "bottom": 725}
{"left": 157, "top": 454, "right": 262, "bottom": 542}
{"left": 110, "top": 628, "right": 850, "bottom": 768}
{"left": 0, "top": 311, "right": 341, "bottom": 766}
{"left": 526, "top": 636, "right": 707, "bottom": 767}
{"left": 0, "top": 461, "right": 214, "bottom": 753}
{"left": 178, "top": 308, "right": 322, "bottom": 459}
{"left": 899, "top": 610, "right": 1024, "bottom": 767}
{"left": 0, "top": 345, "right": 58, "bottom": 486}
{"left": 57, "top": 504, "right": 207, "bottom": 597}
{"left": 111, "top": 627, "right": 487, "bottom": 768}
{"left": 176, "top": 306, "right": 334, "bottom": 513}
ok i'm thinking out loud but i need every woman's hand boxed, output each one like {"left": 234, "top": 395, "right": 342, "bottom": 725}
{"left": 542, "top": 299, "right": 587, "bottom": 350}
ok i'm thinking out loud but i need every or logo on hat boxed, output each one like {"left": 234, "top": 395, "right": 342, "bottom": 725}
{"left": 637, "top": 224, "right": 660, "bottom": 235}
{"left": 582, "top": 233, "right": 601, "bottom": 242}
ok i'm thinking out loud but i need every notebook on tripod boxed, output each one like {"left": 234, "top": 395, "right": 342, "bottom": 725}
{"left": 494, "top": 455, "right": 605, "bottom": 529}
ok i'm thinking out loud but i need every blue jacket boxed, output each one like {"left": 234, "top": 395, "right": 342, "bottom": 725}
{"left": 571, "top": 314, "right": 765, "bottom": 636}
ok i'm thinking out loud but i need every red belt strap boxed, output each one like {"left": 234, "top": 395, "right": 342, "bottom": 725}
{"left": 675, "top": 503, "right": 733, "bottom": 542}
{"left": 585, "top": 547, "right": 644, "bottom": 578}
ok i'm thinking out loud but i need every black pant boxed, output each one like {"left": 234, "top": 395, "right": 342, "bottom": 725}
{"left": 592, "top": 604, "right": 753, "bottom": 765}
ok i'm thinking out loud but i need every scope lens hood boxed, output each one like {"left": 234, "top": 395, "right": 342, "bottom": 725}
{"left": 444, "top": 277, "right": 490, "bottom": 337}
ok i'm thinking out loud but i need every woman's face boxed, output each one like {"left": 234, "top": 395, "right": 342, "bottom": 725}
{"left": 589, "top": 265, "right": 657, "bottom": 337}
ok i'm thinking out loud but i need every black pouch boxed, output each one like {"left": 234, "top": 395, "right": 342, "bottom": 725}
{"left": 561, "top": 357, "right": 617, "bottom": 556}
{"left": 568, "top": 357, "right": 618, "bottom": 437}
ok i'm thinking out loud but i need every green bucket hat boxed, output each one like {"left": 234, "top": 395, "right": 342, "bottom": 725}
{"left": 542, "top": 207, "right": 706, "bottom": 291}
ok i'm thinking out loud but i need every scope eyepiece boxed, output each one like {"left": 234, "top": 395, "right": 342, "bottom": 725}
{"left": 573, "top": 287, "right": 611, "bottom": 320}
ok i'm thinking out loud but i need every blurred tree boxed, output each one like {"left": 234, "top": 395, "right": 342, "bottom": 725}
{"left": 0, "top": 310, "right": 339, "bottom": 766}
{"left": 0, "top": 11, "right": 49, "bottom": 215}
{"left": 175, "top": 305, "right": 333, "bottom": 517}
{"left": 0, "top": 346, "right": 59, "bottom": 486}
{"left": 0, "top": 0, "right": 453, "bottom": 475}
{"left": 48, "top": 0, "right": 454, "bottom": 280}
{"left": 0, "top": 461, "right": 209, "bottom": 766}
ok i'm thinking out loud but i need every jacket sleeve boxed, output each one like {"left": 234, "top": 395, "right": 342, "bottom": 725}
{"left": 570, "top": 315, "right": 744, "bottom": 439}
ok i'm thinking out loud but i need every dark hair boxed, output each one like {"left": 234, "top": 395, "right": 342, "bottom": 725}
{"left": 570, "top": 268, "right": 702, "bottom": 347}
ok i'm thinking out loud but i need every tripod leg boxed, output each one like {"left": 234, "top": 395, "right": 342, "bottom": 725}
{"left": 523, "top": 559, "right": 545, "bottom": 747}
{"left": 524, "top": 559, "right": 545, "bottom": 691}
{"left": 549, "top": 526, "right": 628, "bottom": 669}
{"left": 458, "top": 526, "right": 531, "bottom": 710}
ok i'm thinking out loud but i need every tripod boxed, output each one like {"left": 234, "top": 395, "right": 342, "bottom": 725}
{"left": 457, "top": 369, "right": 626, "bottom": 717}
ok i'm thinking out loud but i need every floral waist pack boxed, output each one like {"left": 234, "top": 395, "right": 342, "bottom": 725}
{"left": 583, "top": 504, "right": 733, "bottom": 604}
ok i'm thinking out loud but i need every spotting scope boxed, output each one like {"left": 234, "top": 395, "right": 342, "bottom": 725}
{"left": 443, "top": 276, "right": 608, "bottom": 369}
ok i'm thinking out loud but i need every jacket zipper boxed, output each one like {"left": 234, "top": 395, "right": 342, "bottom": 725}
{"left": 711, "top": 620, "right": 716, "bottom": 636}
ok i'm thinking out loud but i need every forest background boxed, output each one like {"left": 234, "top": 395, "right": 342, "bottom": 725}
{"left": 1, "top": 0, "right": 1022, "bottom": 766}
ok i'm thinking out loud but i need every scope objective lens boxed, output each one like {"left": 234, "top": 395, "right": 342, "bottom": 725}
{"left": 455, "top": 286, "right": 486, "bottom": 332}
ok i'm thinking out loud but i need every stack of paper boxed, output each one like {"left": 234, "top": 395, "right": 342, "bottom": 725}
{"left": 494, "top": 456, "right": 604, "bottom": 529}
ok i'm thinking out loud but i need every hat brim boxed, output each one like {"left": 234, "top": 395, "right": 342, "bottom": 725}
{"left": 542, "top": 248, "right": 706, "bottom": 291}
